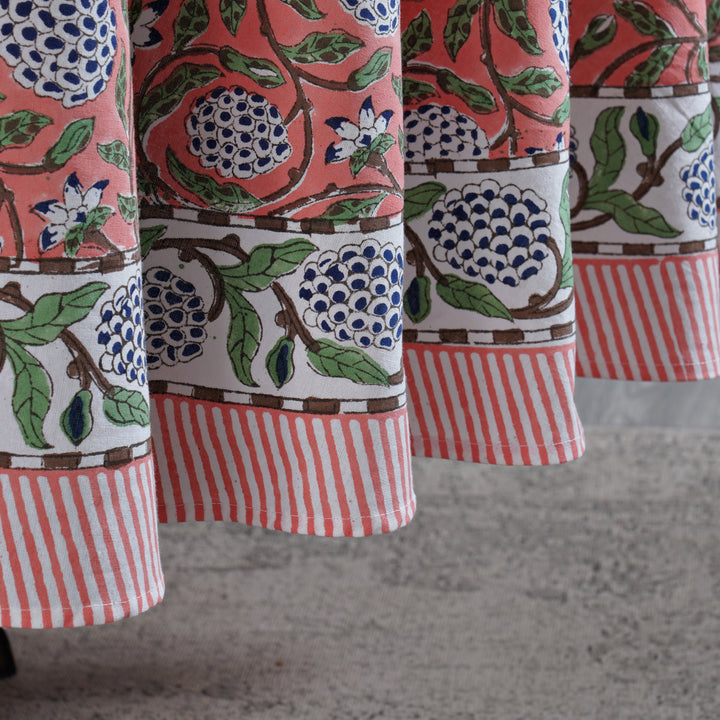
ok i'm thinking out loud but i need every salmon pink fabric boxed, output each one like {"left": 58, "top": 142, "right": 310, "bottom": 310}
{"left": 0, "top": 0, "right": 718, "bottom": 627}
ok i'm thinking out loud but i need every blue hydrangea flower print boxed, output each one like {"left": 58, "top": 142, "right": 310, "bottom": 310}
{"left": 404, "top": 104, "right": 489, "bottom": 162}
{"left": 0, "top": 0, "right": 117, "bottom": 107}
{"left": 299, "top": 239, "right": 403, "bottom": 350}
{"left": 97, "top": 273, "right": 148, "bottom": 386}
{"left": 429, "top": 181, "right": 552, "bottom": 288}
{"left": 186, "top": 86, "right": 291, "bottom": 179}
{"left": 143, "top": 267, "right": 209, "bottom": 369}
{"left": 339, "top": 0, "right": 399, "bottom": 36}
{"left": 681, "top": 147, "right": 717, "bottom": 230}
{"left": 549, "top": 0, "right": 569, "bottom": 75}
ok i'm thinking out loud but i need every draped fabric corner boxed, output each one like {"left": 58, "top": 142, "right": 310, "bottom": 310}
{"left": 0, "top": 0, "right": 717, "bottom": 627}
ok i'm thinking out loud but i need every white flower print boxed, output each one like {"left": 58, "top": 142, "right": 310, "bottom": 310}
{"left": 325, "top": 96, "right": 393, "bottom": 171}
{"left": 130, "top": 0, "right": 168, "bottom": 55}
{"left": 33, "top": 173, "right": 111, "bottom": 252}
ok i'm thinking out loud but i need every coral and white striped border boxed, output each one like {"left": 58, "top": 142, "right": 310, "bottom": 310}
{"left": 0, "top": 456, "right": 163, "bottom": 629}
{"left": 405, "top": 342, "right": 585, "bottom": 466}
{"left": 151, "top": 396, "right": 416, "bottom": 537}
{"left": 574, "top": 252, "right": 720, "bottom": 381}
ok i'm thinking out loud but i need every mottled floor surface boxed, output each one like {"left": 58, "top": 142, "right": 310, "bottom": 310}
{"left": 2, "top": 426, "right": 720, "bottom": 720}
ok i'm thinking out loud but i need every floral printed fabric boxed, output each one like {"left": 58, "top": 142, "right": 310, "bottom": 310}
{"left": 0, "top": 0, "right": 718, "bottom": 628}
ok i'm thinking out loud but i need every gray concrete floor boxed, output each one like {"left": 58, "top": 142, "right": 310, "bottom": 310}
{"left": 1, "top": 421, "right": 719, "bottom": 719}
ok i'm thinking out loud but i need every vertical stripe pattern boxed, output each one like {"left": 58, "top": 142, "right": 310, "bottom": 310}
{"left": 404, "top": 342, "right": 585, "bottom": 465}
{"left": 151, "top": 398, "right": 416, "bottom": 537}
{"left": 574, "top": 254, "right": 720, "bottom": 381}
{"left": 0, "top": 457, "right": 163, "bottom": 629}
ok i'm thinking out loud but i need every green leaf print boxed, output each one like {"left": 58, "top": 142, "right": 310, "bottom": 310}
{"left": 493, "top": 0, "right": 542, "bottom": 56}
{"left": 4, "top": 339, "right": 52, "bottom": 450}
{"left": 551, "top": 95, "right": 570, "bottom": 125}
{"left": 369, "top": 133, "right": 395, "bottom": 156}
{"left": 0, "top": 110, "right": 51, "bottom": 150}
{"left": 220, "top": 0, "right": 247, "bottom": 35}
{"left": 307, "top": 340, "right": 391, "bottom": 386}
{"left": 173, "top": 0, "right": 210, "bottom": 51}
{"left": 402, "top": 77, "right": 437, "bottom": 104}
{"left": 1, "top": 282, "right": 108, "bottom": 346}
{"left": 437, "top": 70, "right": 496, "bottom": 113}
{"left": 103, "top": 387, "right": 151, "bottom": 427}
{"left": 697, "top": 44, "right": 709, "bottom": 81}
{"left": 118, "top": 194, "right": 138, "bottom": 222}
{"left": 140, "top": 225, "right": 167, "bottom": 258}
{"left": 166, "top": 148, "right": 261, "bottom": 213}
{"left": 498, "top": 67, "right": 562, "bottom": 98}
{"left": 444, "top": 0, "right": 480, "bottom": 61}
{"left": 572, "top": 15, "right": 617, "bottom": 60}
{"left": 319, "top": 194, "right": 387, "bottom": 223}
{"left": 219, "top": 239, "right": 317, "bottom": 292}
{"left": 138, "top": 64, "right": 220, "bottom": 137}
{"left": 43, "top": 118, "right": 95, "bottom": 170}
{"left": 585, "top": 190, "right": 681, "bottom": 237}
{"left": 116, "top": 48, "right": 128, "bottom": 134}
{"left": 559, "top": 170, "right": 573, "bottom": 289}
{"left": 98, "top": 140, "right": 131, "bottom": 172}
{"left": 613, "top": 1, "right": 675, "bottom": 38}
{"left": 348, "top": 48, "right": 393, "bottom": 91}
{"left": 436, "top": 275, "right": 513, "bottom": 320}
{"left": 225, "top": 285, "right": 261, "bottom": 387}
{"left": 681, "top": 103, "right": 714, "bottom": 152}
{"left": 277, "top": 0, "right": 326, "bottom": 20}
{"left": 709, "top": 0, "right": 720, "bottom": 34}
{"left": 402, "top": 10, "right": 433, "bottom": 62}
{"left": 625, "top": 45, "right": 680, "bottom": 87}
{"left": 588, "top": 107, "right": 626, "bottom": 194}
{"left": 350, "top": 146, "right": 371, "bottom": 176}
{"left": 404, "top": 182, "right": 447, "bottom": 221}
{"left": 281, "top": 32, "right": 364, "bottom": 64}
{"left": 218, "top": 48, "right": 286, "bottom": 88}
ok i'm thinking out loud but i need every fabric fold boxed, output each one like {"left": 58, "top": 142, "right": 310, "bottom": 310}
{"left": 0, "top": 0, "right": 163, "bottom": 627}
{"left": 133, "top": 0, "right": 414, "bottom": 536}
{"left": 570, "top": 1, "right": 720, "bottom": 381}
{"left": 401, "top": 0, "right": 584, "bottom": 464}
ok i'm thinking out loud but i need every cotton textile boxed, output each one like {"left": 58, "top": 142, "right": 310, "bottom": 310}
{"left": 0, "top": 0, "right": 717, "bottom": 628}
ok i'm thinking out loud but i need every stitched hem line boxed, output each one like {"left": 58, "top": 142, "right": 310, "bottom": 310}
{"left": 0, "top": 584, "right": 165, "bottom": 626}
{"left": 579, "top": 358, "right": 720, "bottom": 372}
{"left": 411, "top": 434, "right": 585, "bottom": 452}
{"left": 156, "top": 499, "right": 417, "bottom": 523}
